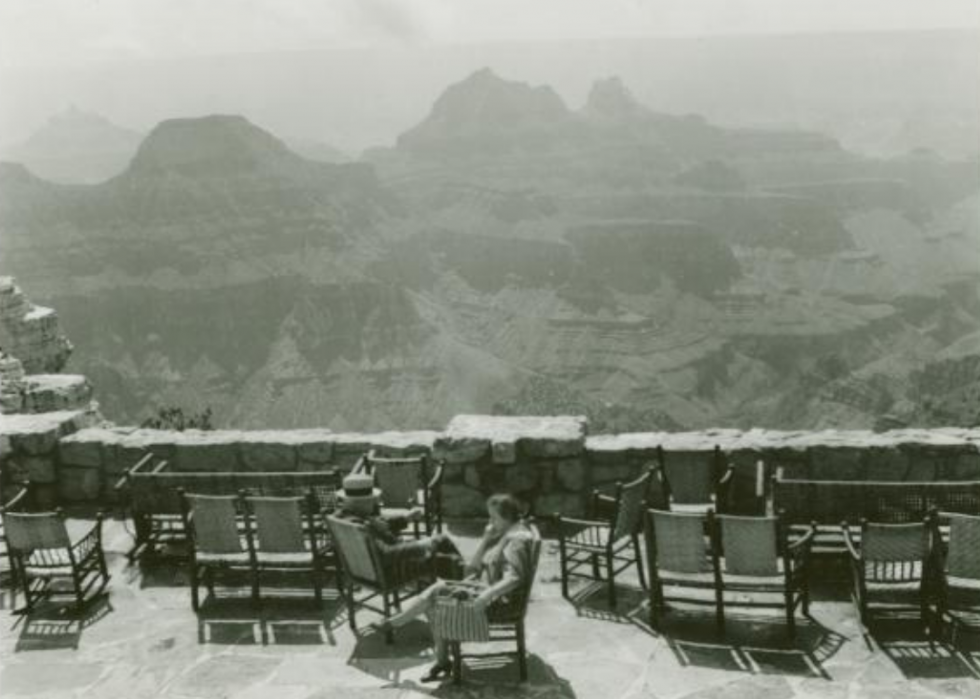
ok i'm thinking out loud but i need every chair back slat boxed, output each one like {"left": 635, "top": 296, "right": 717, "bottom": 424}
{"left": 325, "top": 515, "right": 381, "bottom": 584}
{"left": 372, "top": 459, "right": 422, "bottom": 507}
{"left": 613, "top": 470, "right": 651, "bottom": 540}
{"left": 248, "top": 496, "right": 306, "bottom": 553}
{"left": 946, "top": 513, "right": 980, "bottom": 579}
{"left": 662, "top": 451, "right": 716, "bottom": 505}
{"left": 651, "top": 510, "right": 710, "bottom": 574}
{"left": 862, "top": 522, "right": 928, "bottom": 563}
{"left": 2, "top": 512, "right": 70, "bottom": 551}
{"left": 186, "top": 494, "right": 243, "bottom": 554}
{"left": 719, "top": 514, "right": 779, "bottom": 576}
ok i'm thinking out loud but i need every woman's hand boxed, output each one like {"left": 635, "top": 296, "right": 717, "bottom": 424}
{"left": 472, "top": 594, "right": 491, "bottom": 611}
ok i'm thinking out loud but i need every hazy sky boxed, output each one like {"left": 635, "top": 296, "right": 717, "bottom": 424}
{"left": 1, "top": 0, "right": 978, "bottom": 68}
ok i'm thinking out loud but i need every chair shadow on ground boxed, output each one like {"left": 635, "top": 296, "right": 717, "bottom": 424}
{"left": 562, "top": 580, "right": 647, "bottom": 625}
{"left": 195, "top": 583, "right": 345, "bottom": 647}
{"left": 868, "top": 613, "right": 980, "bottom": 680}
{"left": 12, "top": 593, "right": 112, "bottom": 652}
{"left": 637, "top": 606, "right": 846, "bottom": 680}
{"left": 347, "top": 620, "right": 576, "bottom": 697}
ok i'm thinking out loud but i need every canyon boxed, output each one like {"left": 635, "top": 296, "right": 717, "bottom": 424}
{"left": 1, "top": 70, "right": 978, "bottom": 432}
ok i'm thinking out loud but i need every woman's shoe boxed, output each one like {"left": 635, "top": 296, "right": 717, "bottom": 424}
{"left": 420, "top": 661, "right": 452, "bottom": 683}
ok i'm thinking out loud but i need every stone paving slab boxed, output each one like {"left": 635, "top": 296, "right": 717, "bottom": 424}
{"left": 1, "top": 520, "right": 978, "bottom": 699}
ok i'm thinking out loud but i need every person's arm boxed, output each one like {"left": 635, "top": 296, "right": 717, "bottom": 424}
{"left": 464, "top": 524, "right": 497, "bottom": 577}
{"left": 473, "top": 534, "right": 530, "bottom": 608}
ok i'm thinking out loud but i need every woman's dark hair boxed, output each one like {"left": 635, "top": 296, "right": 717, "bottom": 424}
{"left": 487, "top": 493, "right": 526, "bottom": 523}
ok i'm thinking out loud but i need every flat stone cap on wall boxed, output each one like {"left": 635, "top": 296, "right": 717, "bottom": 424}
{"left": 437, "top": 414, "right": 588, "bottom": 464}
{"left": 1, "top": 409, "right": 100, "bottom": 456}
{"left": 586, "top": 427, "right": 980, "bottom": 454}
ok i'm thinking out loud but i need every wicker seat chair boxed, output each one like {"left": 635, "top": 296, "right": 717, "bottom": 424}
{"left": 1, "top": 481, "right": 33, "bottom": 585}
{"left": 324, "top": 513, "right": 433, "bottom": 643}
{"left": 179, "top": 492, "right": 251, "bottom": 610}
{"left": 645, "top": 508, "right": 719, "bottom": 627}
{"left": 931, "top": 511, "right": 980, "bottom": 634}
{"left": 842, "top": 518, "right": 933, "bottom": 635}
{"left": 242, "top": 491, "right": 335, "bottom": 603}
{"left": 1, "top": 508, "right": 109, "bottom": 612}
{"left": 556, "top": 469, "right": 651, "bottom": 607}
{"left": 715, "top": 513, "right": 815, "bottom": 636}
{"left": 447, "top": 523, "right": 543, "bottom": 684}
{"left": 358, "top": 451, "right": 444, "bottom": 536}
{"left": 653, "top": 445, "right": 734, "bottom": 513}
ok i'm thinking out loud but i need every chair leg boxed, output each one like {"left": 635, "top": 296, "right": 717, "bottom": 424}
{"left": 591, "top": 553, "right": 601, "bottom": 580}
{"left": 785, "top": 590, "right": 796, "bottom": 638}
{"left": 251, "top": 566, "right": 261, "bottom": 604}
{"left": 606, "top": 551, "right": 617, "bottom": 608}
{"left": 189, "top": 560, "right": 201, "bottom": 611}
{"left": 346, "top": 581, "right": 358, "bottom": 632}
{"left": 312, "top": 566, "right": 323, "bottom": 605}
{"left": 632, "top": 535, "right": 647, "bottom": 590}
{"left": 452, "top": 641, "right": 463, "bottom": 685}
{"left": 558, "top": 538, "right": 569, "bottom": 600}
{"left": 516, "top": 621, "right": 528, "bottom": 681}
{"left": 382, "top": 592, "right": 394, "bottom": 644}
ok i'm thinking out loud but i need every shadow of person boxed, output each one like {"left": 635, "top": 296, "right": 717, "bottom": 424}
{"left": 347, "top": 619, "right": 434, "bottom": 684}
{"left": 14, "top": 593, "right": 112, "bottom": 652}
{"left": 428, "top": 654, "right": 576, "bottom": 697}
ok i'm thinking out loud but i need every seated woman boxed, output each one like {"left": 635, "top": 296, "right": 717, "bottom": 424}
{"left": 377, "top": 493, "right": 534, "bottom": 682}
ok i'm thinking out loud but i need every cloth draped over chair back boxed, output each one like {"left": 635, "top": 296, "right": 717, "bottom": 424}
{"left": 652, "top": 510, "right": 710, "bottom": 574}
{"left": 719, "top": 514, "right": 779, "bottom": 577}
{"left": 187, "top": 494, "right": 242, "bottom": 554}
{"left": 249, "top": 496, "right": 306, "bottom": 553}
{"left": 613, "top": 471, "right": 651, "bottom": 541}
{"left": 946, "top": 513, "right": 980, "bottom": 579}
{"left": 2, "top": 512, "right": 70, "bottom": 551}
{"left": 326, "top": 516, "right": 381, "bottom": 584}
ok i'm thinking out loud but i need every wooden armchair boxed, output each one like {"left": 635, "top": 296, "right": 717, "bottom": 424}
{"left": 930, "top": 511, "right": 980, "bottom": 635}
{"left": 179, "top": 491, "right": 251, "bottom": 610}
{"left": 242, "top": 491, "right": 335, "bottom": 603}
{"left": 653, "top": 444, "right": 734, "bottom": 513}
{"left": 448, "top": 523, "right": 542, "bottom": 684}
{"left": 556, "top": 469, "right": 651, "bottom": 607}
{"left": 714, "top": 513, "right": 815, "bottom": 636}
{"left": 324, "top": 513, "right": 433, "bottom": 643}
{"left": 645, "top": 508, "right": 718, "bottom": 627}
{"left": 1, "top": 508, "right": 110, "bottom": 612}
{"left": 1, "top": 481, "right": 33, "bottom": 584}
{"left": 357, "top": 451, "right": 444, "bottom": 536}
{"left": 842, "top": 518, "right": 933, "bottom": 635}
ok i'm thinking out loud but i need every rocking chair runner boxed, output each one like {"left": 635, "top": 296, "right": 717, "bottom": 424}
{"left": 842, "top": 517, "right": 933, "bottom": 635}
{"left": 556, "top": 469, "right": 651, "bottom": 607}
{"left": 1, "top": 508, "right": 110, "bottom": 612}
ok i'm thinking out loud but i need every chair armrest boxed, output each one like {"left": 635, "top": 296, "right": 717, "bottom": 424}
{"left": 717, "top": 464, "right": 735, "bottom": 486}
{"left": 840, "top": 522, "right": 861, "bottom": 562}
{"left": 787, "top": 523, "right": 816, "bottom": 570}
{"left": 72, "top": 512, "right": 105, "bottom": 561}
{"left": 2, "top": 482, "right": 31, "bottom": 511}
{"left": 350, "top": 456, "right": 368, "bottom": 475}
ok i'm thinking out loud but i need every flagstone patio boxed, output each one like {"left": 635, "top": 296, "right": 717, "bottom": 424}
{"left": 1, "top": 518, "right": 978, "bottom": 699}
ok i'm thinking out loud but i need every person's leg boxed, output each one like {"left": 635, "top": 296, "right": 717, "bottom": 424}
{"left": 386, "top": 580, "right": 447, "bottom": 627}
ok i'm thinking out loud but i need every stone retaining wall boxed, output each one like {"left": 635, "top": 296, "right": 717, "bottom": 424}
{"left": 4, "top": 413, "right": 980, "bottom": 516}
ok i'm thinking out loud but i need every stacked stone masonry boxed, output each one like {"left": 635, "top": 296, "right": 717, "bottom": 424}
{"left": 4, "top": 413, "right": 980, "bottom": 516}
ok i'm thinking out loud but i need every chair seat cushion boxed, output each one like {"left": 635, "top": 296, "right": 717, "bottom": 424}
{"left": 24, "top": 564, "right": 73, "bottom": 577}
{"left": 196, "top": 551, "right": 250, "bottom": 565}
{"left": 946, "top": 575, "right": 980, "bottom": 591}
{"left": 255, "top": 551, "right": 314, "bottom": 566}
{"left": 658, "top": 569, "right": 715, "bottom": 585}
{"left": 670, "top": 503, "right": 714, "bottom": 515}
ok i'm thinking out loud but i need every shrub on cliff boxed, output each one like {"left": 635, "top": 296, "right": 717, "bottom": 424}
{"left": 141, "top": 406, "right": 214, "bottom": 431}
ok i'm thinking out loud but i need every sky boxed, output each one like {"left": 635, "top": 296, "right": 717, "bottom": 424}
{"left": 1, "top": 0, "right": 979, "bottom": 68}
